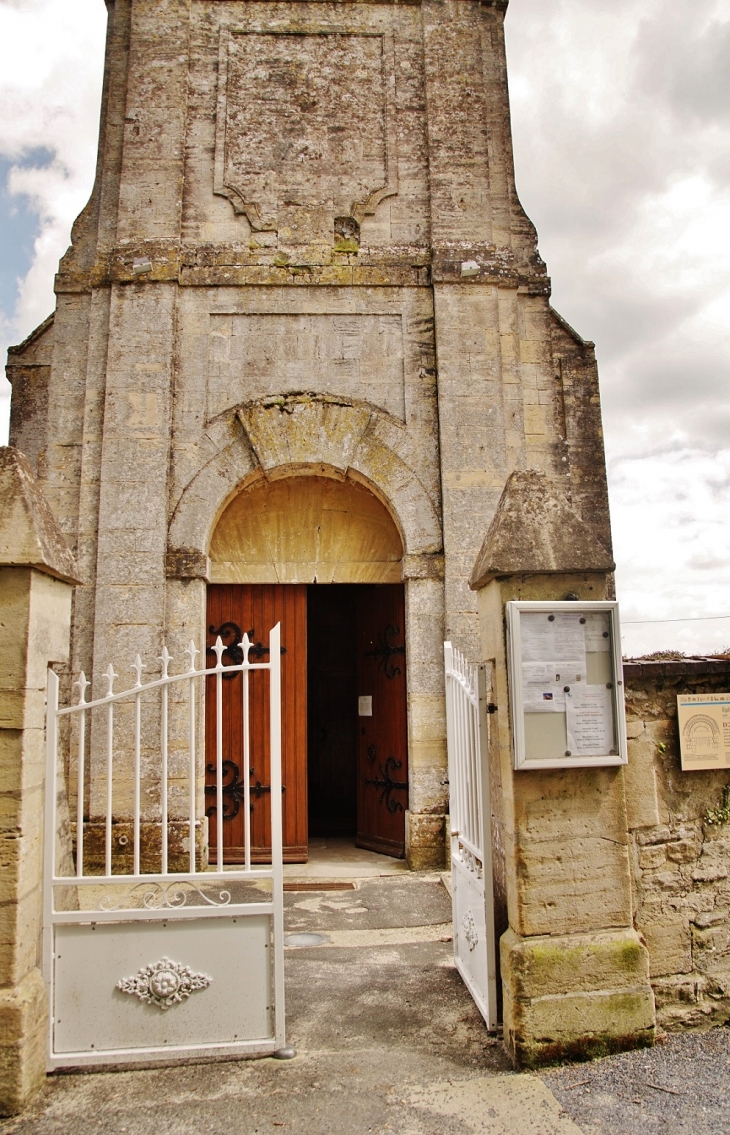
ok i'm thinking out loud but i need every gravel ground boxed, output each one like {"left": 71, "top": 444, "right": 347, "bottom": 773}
{"left": 4, "top": 872, "right": 729, "bottom": 1133}
{"left": 543, "top": 1029, "right": 730, "bottom": 1135}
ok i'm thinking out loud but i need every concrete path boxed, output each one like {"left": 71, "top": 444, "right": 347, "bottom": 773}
{"left": 0, "top": 874, "right": 574, "bottom": 1134}
{"left": 1, "top": 873, "right": 726, "bottom": 1134}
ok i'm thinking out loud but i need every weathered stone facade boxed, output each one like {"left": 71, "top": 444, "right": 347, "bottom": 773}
{"left": 624, "top": 657, "right": 730, "bottom": 1032}
{"left": 470, "top": 474, "right": 654, "bottom": 1067}
{"left": 6, "top": 0, "right": 612, "bottom": 866}
{"left": 0, "top": 449, "right": 79, "bottom": 1114}
{"left": 466, "top": 471, "right": 730, "bottom": 1063}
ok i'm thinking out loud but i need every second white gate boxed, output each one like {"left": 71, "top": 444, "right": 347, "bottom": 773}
{"left": 444, "top": 642, "right": 498, "bottom": 1030}
{"left": 44, "top": 626, "right": 288, "bottom": 1068}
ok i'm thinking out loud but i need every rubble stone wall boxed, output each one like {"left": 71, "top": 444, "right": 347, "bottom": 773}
{"left": 624, "top": 658, "right": 730, "bottom": 1031}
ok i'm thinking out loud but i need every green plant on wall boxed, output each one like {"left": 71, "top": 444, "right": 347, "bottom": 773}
{"left": 705, "top": 785, "right": 730, "bottom": 827}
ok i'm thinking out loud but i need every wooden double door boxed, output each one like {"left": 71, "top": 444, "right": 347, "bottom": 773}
{"left": 205, "top": 583, "right": 408, "bottom": 863}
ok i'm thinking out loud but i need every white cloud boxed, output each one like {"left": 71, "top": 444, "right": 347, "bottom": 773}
{"left": 506, "top": 0, "right": 730, "bottom": 654}
{"left": 1, "top": 0, "right": 729, "bottom": 657}
{"left": 0, "top": 0, "right": 106, "bottom": 439}
{"left": 610, "top": 446, "right": 730, "bottom": 656}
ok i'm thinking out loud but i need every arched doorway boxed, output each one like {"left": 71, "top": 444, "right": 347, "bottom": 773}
{"left": 206, "top": 473, "right": 408, "bottom": 863}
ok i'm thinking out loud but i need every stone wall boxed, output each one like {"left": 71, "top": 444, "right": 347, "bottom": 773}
{"left": 624, "top": 657, "right": 730, "bottom": 1032}
{"left": 6, "top": 316, "right": 54, "bottom": 481}
{"left": 0, "top": 449, "right": 78, "bottom": 1114}
{"left": 6, "top": 0, "right": 614, "bottom": 869}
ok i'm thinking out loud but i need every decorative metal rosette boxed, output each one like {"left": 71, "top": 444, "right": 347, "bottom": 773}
{"left": 116, "top": 957, "right": 212, "bottom": 1010}
{"left": 462, "top": 909, "right": 479, "bottom": 952}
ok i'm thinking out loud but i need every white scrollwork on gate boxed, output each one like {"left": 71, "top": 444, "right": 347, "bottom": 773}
{"left": 457, "top": 844, "right": 484, "bottom": 879}
{"left": 99, "top": 880, "right": 232, "bottom": 913}
{"left": 461, "top": 910, "right": 479, "bottom": 952}
{"left": 117, "top": 957, "right": 212, "bottom": 1009}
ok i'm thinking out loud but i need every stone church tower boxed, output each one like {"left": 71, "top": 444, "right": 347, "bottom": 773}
{"left": 7, "top": 0, "right": 611, "bottom": 868}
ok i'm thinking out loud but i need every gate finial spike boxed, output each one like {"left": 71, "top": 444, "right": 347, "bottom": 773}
{"left": 212, "top": 635, "right": 226, "bottom": 668}
{"left": 184, "top": 641, "right": 200, "bottom": 673}
{"left": 159, "top": 645, "right": 172, "bottom": 678}
{"left": 241, "top": 631, "right": 251, "bottom": 665}
{"left": 74, "top": 671, "right": 90, "bottom": 704}
{"left": 132, "top": 655, "right": 145, "bottom": 687}
{"left": 103, "top": 663, "right": 119, "bottom": 697}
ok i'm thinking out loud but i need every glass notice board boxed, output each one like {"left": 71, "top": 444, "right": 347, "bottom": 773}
{"left": 506, "top": 601, "right": 627, "bottom": 770}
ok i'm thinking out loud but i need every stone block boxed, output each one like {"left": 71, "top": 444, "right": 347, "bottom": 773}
{"left": 666, "top": 839, "right": 700, "bottom": 864}
{"left": 638, "top": 844, "right": 667, "bottom": 870}
{"left": 514, "top": 834, "right": 632, "bottom": 937}
{"left": 0, "top": 884, "right": 42, "bottom": 989}
{"left": 692, "top": 925, "right": 730, "bottom": 975}
{"left": 639, "top": 916, "right": 692, "bottom": 977}
{"left": 651, "top": 969, "right": 730, "bottom": 1030}
{"left": 502, "top": 926, "right": 650, "bottom": 999}
{"left": 642, "top": 868, "right": 683, "bottom": 893}
{"left": 624, "top": 739, "right": 663, "bottom": 830}
{"left": 693, "top": 909, "right": 728, "bottom": 929}
{"left": 501, "top": 927, "right": 654, "bottom": 1067}
{"left": 651, "top": 974, "right": 700, "bottom": 1011}
{"left": 0, "top": 968, "right": 47, "bottom": 1116}
{"left": 692, "top": 864, "right": 729, "bottom": 884}
{"left": 406, "top": 811, "right": 446, "bottom": 871}
{"left": 637, "top": 826, "right": 673, "bottom": 846}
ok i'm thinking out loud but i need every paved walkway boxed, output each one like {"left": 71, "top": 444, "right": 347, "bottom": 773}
{"left": 2, "top": 871, "right": 727, "bottom": 1134}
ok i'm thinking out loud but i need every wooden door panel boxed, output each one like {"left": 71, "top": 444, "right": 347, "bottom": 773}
{"left": 356, "top": 585, "right": 408, "bottom": 857}
{"left": 205, "top": 584, "right": 308, "bottom": 863}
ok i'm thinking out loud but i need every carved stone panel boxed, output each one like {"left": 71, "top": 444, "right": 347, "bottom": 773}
{"left": 207, "top": 313, "right": 405, "bottom": 420}
{"left": 214, "top": 29, "right": 398, "bottom": 240}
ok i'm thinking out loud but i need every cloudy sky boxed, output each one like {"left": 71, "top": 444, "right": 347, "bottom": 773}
{"left": 1, "top": 0, "right": 728, "bottom": 657}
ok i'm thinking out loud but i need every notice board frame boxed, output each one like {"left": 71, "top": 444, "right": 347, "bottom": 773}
{"left": 507, "top": 600, "right": 628, "bottom": 771}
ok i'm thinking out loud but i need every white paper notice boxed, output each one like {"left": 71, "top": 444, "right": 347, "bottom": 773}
{"left": 565, "top": 686, "right": 615, "bottom": 756}
{"left": 521, "top": 612, "right": 587, "bottom": 666}
{"left": 522, "top": 662, "right": 586, "bottom": 712}
{"left": 583, "top": 612, "right": 611, "bottom": 652}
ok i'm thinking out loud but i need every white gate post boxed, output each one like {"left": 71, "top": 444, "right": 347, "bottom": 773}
{"left": 268, "top": 623, "right": 290, "bottom": 1057}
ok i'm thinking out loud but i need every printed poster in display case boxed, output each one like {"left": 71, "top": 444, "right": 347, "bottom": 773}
{"left": 506, "top": 601, "right": 627, "bottom": 770}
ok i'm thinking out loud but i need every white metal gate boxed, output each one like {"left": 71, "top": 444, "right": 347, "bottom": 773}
{"left": 43, "top": 626, "right": 287, "bottom": 1068}
{"left": 444, "top": 642, "right": 498, "bottom": 1030}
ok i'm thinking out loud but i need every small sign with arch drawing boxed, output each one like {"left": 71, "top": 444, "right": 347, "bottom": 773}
{"left": 678, "top": 694, "right": 730, "bottom": 770}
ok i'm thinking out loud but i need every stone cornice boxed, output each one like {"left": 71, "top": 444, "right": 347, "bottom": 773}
{"left": 54, "top": 241, "right": 549, "bottom": 294}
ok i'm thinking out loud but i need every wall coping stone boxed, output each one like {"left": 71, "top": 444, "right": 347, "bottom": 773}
{"left": 0, "top": 446, "right": 80, "bottom": 584}
{"left": 623, "top": 658, "right": 730, "bottom": 681}
{"left": 469, "top": 468, "right": 614, "bottom": 589}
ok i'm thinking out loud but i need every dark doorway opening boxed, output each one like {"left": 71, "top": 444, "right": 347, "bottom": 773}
{"left": 306, "top": 583, "right": 409, "bottom": 857}
{"left": 205, "top": 581, "right": 408, "bottom": 862}
{"left": 307, "top": 585, "right": 359, "bottom": 839}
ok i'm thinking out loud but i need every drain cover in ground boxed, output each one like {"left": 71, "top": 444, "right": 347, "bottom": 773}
{"left": 284, "top": 932, "right": 330, "bottom": 947}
